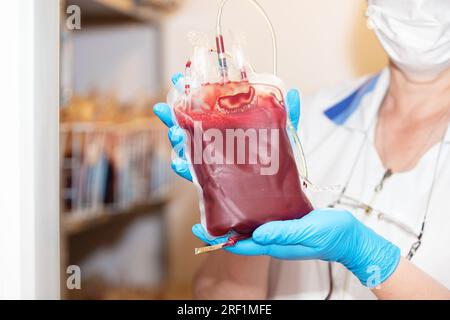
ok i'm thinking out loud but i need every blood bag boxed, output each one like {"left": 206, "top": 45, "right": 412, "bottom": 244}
{"left": 167, "top": 0, "right": 314, "bottom": 253}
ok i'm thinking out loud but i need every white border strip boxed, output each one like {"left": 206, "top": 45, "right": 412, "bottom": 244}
{"left": 0, "top": 0, "right": 60, "bottom": 299}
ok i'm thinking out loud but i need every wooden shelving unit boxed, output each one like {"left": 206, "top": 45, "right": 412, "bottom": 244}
{"left": 63, "top": 197, "right": 168, "bottom": 236}
{"left": 60, "top": 195, "right": 172, "bottom": 299}
{"left": 65, "top": 0, "right": 180, "bottom": 25}
{"left": 59, "top": 0, "right": 180, "bottom": 299}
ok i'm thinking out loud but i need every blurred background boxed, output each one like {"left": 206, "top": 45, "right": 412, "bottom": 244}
{"left": 59, "top": 0, "right": 388, "bottom": 300}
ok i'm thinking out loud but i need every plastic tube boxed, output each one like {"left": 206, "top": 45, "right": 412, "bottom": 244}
{"left": 215, "top": 0, "right": 309, "bottom": 179}
{"left": 215, "top": 0, "right": 278, "bottom": 76}
{"left": 184, "top": 60, "right": 192, "bottom": 96}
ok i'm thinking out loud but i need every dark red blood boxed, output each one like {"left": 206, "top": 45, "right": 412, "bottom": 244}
{"left": 218, "top": 85, "right": 255, "bottom": 111}
{"left": 174, "top": 82, "right": 313, "bottom": 238}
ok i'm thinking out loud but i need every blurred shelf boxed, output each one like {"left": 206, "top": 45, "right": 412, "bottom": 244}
{"left": 63, "top": 196, "right": 168, "bottom": 236}
{"left": 65, "top": 278, "right": 166, "bottom": 300}
{"left": 65, "top": 0, "right": 176, "bottom": 25}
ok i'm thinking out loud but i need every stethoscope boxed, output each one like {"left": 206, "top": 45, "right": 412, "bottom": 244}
{"left": 322, "top": 107, "right": 450, "bottom": 300}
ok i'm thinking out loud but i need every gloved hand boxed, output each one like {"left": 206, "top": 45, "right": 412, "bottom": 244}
{"left": 153, "top": 73, "right": 301, "bottom": 181}
{"left": 192, "top": 209, "right": 401, "bottom": 288}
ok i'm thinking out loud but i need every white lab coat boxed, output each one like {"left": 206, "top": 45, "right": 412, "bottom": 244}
{"left": 268, "top": 68, "right": 450, "bottom": 300}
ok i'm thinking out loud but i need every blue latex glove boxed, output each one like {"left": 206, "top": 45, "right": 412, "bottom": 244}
{"left": 192, "top": 209, "right": 401, "bottom": 288}
{"left": 153, "top": 73, "right": 302, "bottom": 181}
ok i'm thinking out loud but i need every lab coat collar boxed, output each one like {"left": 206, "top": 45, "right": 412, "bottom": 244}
{"left": 327, "top": 68, "right": 450, "bottom": 142}
{"left": 323, "top": 69, "right": 387, "bottom": 132}
{"left": 342, "top": 68, "right": 390, "bottom": 134}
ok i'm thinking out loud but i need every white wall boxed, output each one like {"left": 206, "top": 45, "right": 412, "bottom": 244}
{"left": 162, "top": 0, "right": 388, "bottom": 95}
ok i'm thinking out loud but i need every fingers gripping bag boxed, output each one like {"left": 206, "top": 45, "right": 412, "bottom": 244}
{"left": 167, "top": 0, "right": 314, "bottom": 254}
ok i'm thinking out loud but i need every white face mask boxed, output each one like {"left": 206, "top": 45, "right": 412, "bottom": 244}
{"left": 366, "top": 0, "right": 450, "bottom": 80}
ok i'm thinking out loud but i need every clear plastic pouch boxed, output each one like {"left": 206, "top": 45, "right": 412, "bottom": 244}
{"left": 167, "top": 0, "right": 314, "bottom": 251}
